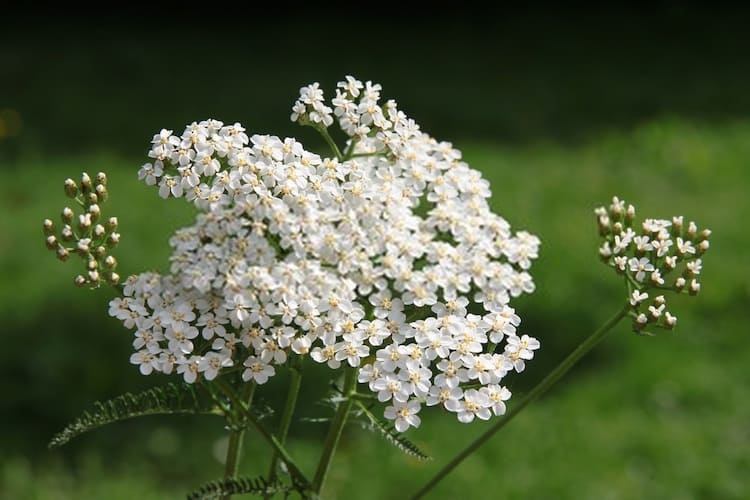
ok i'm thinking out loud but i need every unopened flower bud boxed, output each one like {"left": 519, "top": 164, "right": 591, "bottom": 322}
{"left": 700, "top": 228, "right": 712, "bottom": 240}
{"left": 64, "top": 178, "right": 79, "bottom": 198}
{"left": 95, "top": 184, "right": 108, "bottom": 202}
{"left": 104, "top": 255, "right": 117, "bottom": 269}
{"left": 609, "top": 197, "right": 624, "bottom": 218}
{"left": 107, "top": 271, "right": 121, "bottom": 285}
{"left": 597, "top": 214, "right": 611, "bottom": 236}
{"left": 43, "top": 219, "right": 55, "bottom": 235}
{"left": 686, "top": 221, "right": 697, "bottom": 239}
{"left": 107, "top": 232, "right": 121, "bottom": 247}
{"left": 78, "top": 213, "right": 92, "bottom": 231}
{"left": 62, "top": 207, "right": 74, "bottom": 224}
{"left": 674, "top": 276, "right": 686, "bottom": 292}
{"left": 74, "top": 275, "right": 87, "bottom": 287}
{"left": 654, "top": 295, "right": 666, "bottom": 307}
{"left": 613, "top": 222, "right": 623, "bottom": 235}
{"left": 630, "top": 290, "right": 648, "bottom": 307}
{"left": 106, "top": 217, "right": 118, "bottom": 231}
{"left": 93, "top": 224, "right": 106, "bottom": 238}
{"left": 649, "top": 270, "right": 664, "bottom": 286}
{"left": 56, "top": 247, "right": 69, "bottom": 261}
{"left": 95, "top": 172, "right": 107, "bottom": 186}
{"left": 93, "top": 246, "right": 107, "bottom": 259}
{"left": 689, "top": 279, "right": 701, "bottom": 296}
{"left": 635, "top": 313, "right": 648, "bottom": 328}
{"left": 45, "top": 235, "right": 58, "bottom": 250}
{"left": 88, "top": 203, "right": 101, "bottom": 219}
{"left": 664, "top": 312, "right": 677, "bottom": 329}
{"left": 87, "top": 259, "right": 98, "bottom": 270}
{"left": 613, "top": 256, "right": 628, "bottom": 273}
{"left": 88, "top": 270, "right": 100, "bottom": 283}
{"left": 648, "top": 304, "right": 664, "bottom": 320}
{"left": 671, "top": 216, "right": 683, "bottom": 236}
{"left": 81, "top": 172, "right": 92, "bottom": 193}
{"left": 625, "top": 204, "right": 636, "bottom": 223}
{"left": 76, "top": 238, "right": 91, "bottom": 256}
{"left": 697, "top": 240, "right": 710, "bottom": 254}
{"left": 61, "top": 225, "right": 74, "bottom": 241}
{"left": 85, "top": 192, "right": 99, "bottom": 205}
{"left": 685, "top": 259, "right": 702, "bottom": 277}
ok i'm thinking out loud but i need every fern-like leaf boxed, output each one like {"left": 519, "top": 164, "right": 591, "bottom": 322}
{"left": 353, "top": 400, "right": 431, "bottom": 460}
{"left": 49, "top": 382, "right": 220, "bottom": 448}
{"left": 187, "top": 476, "right": 288, "bottom": 500}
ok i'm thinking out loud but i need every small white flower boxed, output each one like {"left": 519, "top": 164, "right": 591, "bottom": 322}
{"left": 384, "top": 400, "right": 422, "bottom": 432}
{"left": 664, "top": 312, "right": 677, "bottom": 329}
{"left": 676, "top": 237, "right": 696, "bottom": 256}
{"left": 446, "top": 388, "right": 491, "bottom": 423}
{"left": 310, "top": 345, "right": 341, "bottom": 370}
{"left": 630, "top": 290, "right": 648, "bottom": 306}
{"left": 686, "top": 259, "right": 702, "bottom": 276}
{"left": 177, "top": 356, "right": 201, "bottom": 383}
{"left": 481, "top": 385, "right": 512, "bottom": 416}
{"left": 130, "top": 350, "right": 159, "bottom": 375}
{"left": 199, "top": 352, "right": 232, "bottom": 380}
{"left": 628, "top": 257, "right": 655, "bottom": 282}
{"left": 242, "top": 356, "right": 275, "bottom": 384}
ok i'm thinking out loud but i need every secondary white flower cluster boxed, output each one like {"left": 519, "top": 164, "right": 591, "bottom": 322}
{"left": 596, "top": 196, "right": 711, "bottom": 333}
{"left": 110, "top": 76, "right": 541, "bottom": 429}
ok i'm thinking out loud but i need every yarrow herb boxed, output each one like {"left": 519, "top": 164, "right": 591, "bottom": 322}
{"left": 108, "top": 76, "right": 541, "bottom": 430}
{"left": 43, "top": 76, "right": 714, "bottom": 500}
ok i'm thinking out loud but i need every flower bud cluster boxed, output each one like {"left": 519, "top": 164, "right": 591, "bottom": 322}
{"left": 44, "top": 172, "right": 121, "bottom": 288}
{"left": 595, "top": 196, "right": 710, "bottom": 333}
{"left": 112, "top": 76, "right": 541, "bottom": 428}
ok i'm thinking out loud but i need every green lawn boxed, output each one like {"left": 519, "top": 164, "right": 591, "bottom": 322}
{"left": 2, "top": 118, "right": 748, "bottom": 499}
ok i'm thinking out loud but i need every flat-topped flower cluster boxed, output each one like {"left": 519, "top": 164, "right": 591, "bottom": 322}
{"left": 108, "top": 76, "right": 541, "bottom": 429}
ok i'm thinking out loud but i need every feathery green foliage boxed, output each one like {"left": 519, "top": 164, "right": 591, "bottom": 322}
{"left": 187, "top": 476, "right": 290, "bottom": 500}
{"left": 353, "top": 400, "right": 430, "bottom": 461}
{"left": 49, "top": 383, "right": 221, "bottom": 448}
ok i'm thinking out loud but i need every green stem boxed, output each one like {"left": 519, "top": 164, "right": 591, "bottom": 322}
{"left": 317, "top": 126, "right": 344, "bottom": 161}
{"left": 312, "top": 367, "right": 358, "bottom": 494}
{"left": 341, "top": 137, "right": 360, "bottom": 161}
{"left": 266, "top": 367, "right": 303, "bottom": 489}
{"left": 410, "top": 302, "right": 631, "bottom": 499}
{"left": 222, "top": 383, "right": 256, "bottom": 500}
{"left": 214, "top": 379, "right": 311, "bottom": 491}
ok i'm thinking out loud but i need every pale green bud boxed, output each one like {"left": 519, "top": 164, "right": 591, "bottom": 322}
{"left": 64, "top": 178, "right": 79, "bottom": 198}
{"left": 80, "top": 172, "right": 92, "bottom": 194}
{"left": 62, "top": 207, "right": 74, "bottom": 224}
{"left": 43, "top": 219, "right": 55, "bottom": 236}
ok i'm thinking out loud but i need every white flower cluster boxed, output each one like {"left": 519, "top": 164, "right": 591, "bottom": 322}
{"left": 110, "top": 76, "right": 541, "bottom": 429}
{"left": 596, "top": 196, "right": 711, "bottom": 333}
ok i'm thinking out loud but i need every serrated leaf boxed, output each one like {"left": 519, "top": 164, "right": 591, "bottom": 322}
{"left": 49, "top": 382, "right": 220, "bottom": 448}
{"left": 353, "top": 400, "right": 431, "bottom": 460}
{"left": 187, "top": 476, "right": 289, "bottom": 500}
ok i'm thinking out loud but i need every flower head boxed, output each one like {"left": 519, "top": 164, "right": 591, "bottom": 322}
{"left": 595, "top": 196, "right": 711, "bottom": 334}
{"left": 108, "top": 76, "right": 541, "bottom": 429}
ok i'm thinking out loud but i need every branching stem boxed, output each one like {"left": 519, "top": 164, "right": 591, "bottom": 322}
{"left": 411, "top": 302, "right": 631, "bottom": 499}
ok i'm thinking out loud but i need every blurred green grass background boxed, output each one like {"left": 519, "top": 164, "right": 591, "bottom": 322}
{"left": 2, "top": 7, "right": 749, "bottom": 499}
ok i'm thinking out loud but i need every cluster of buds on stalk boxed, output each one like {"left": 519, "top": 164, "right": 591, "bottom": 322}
{"left": 42, "top": 172, "right": 121, "bottom": 288}
{"left": 595, "top": 196, "right": 711, "bottom": 334}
